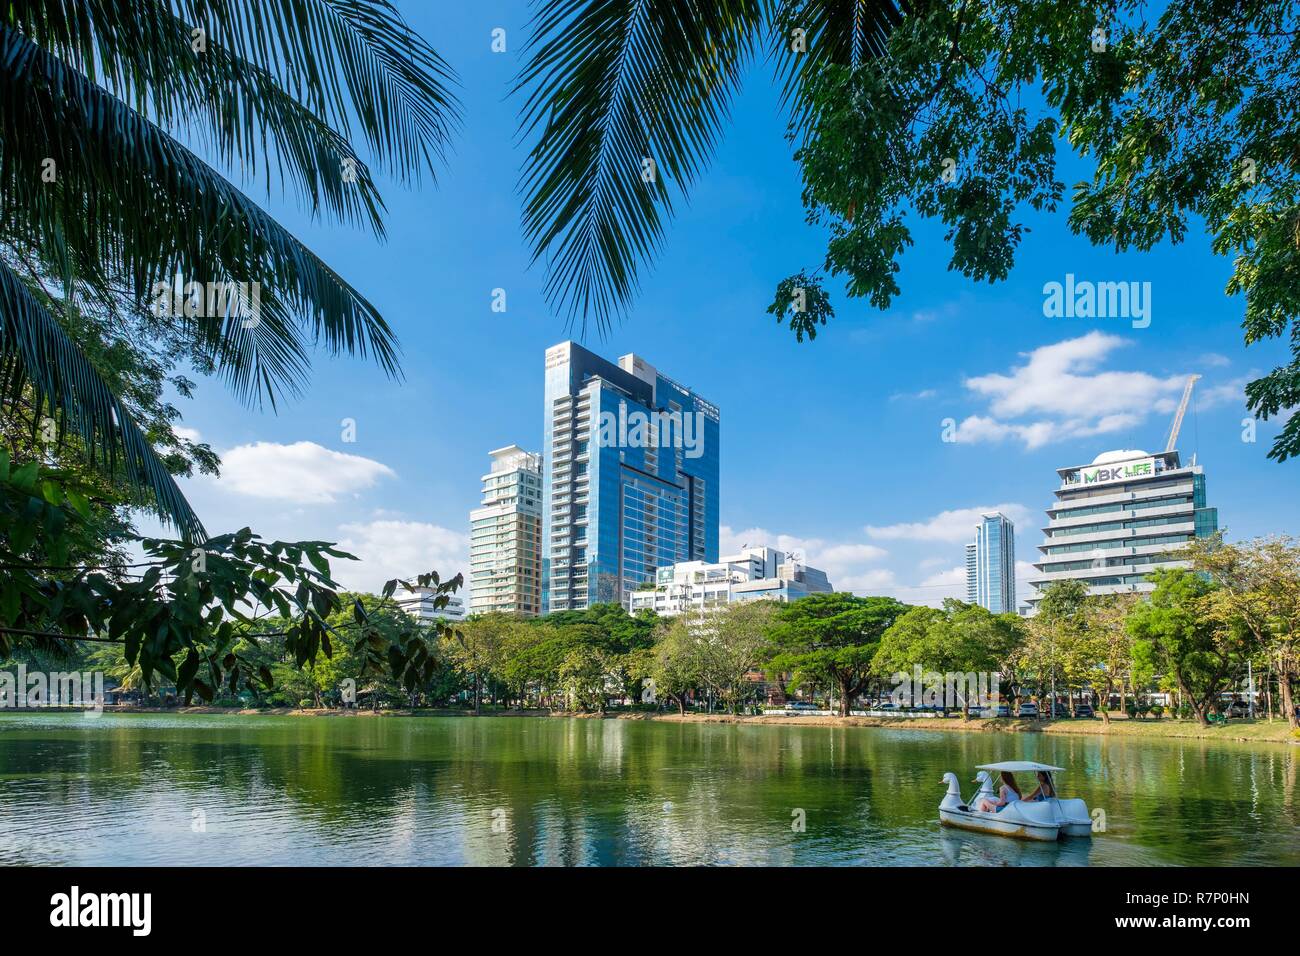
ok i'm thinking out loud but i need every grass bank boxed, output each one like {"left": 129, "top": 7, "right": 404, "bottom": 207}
{"left": 101, "top": 705, "right": 1298, "bottom": 744}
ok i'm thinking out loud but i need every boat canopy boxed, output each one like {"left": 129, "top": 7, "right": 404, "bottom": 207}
{"left": 975, "top": 761, "right": 1065, "bottom": 772}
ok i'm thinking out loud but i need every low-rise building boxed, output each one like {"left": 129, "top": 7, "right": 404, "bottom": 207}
{"left": 395, "top": 588, "right": 466, "bottom": 624}
{"left": 627, "top": 546, "right": 833, "bottom": 616}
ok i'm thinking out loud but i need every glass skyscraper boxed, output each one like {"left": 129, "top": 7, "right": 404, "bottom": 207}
{"left": 967, "top": 513, "right": 1016, "bottom": 614}
{"left": 542, "top": 342, "right": 719, "bottom": 612}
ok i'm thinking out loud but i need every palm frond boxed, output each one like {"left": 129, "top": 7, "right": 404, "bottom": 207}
{"left": 516, "top": 0, "right": 768, "bottom": 332}
{"left": 13, "top": 0, "right": 460, "bottom": 187}
{"left": 0, "top": 260, "right": 204, "bottom": 539}
{"left": 770, "top": 0, "right": 910, "bottom": 133}
{"left": 0, "top": 23, "right": 398, "bottom": 406}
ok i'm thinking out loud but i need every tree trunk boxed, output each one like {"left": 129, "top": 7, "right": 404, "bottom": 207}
{"left": 473, "top": 672, "right": 481, "bottom": 715}
{"left": 1179, "top": 675, "right": 1209, "bottom": 726}
{"left": 1279, "top": 656, "right": 1297, "bottom": 731}
{"left": 838, "top": 677, "right": 853, "bottom": 717}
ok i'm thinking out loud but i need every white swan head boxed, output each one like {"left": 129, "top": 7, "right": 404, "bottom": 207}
{"left": 941, "top": 771, "right": 961, "bottom": 795}
{"left": 973, "top": 769, "right": 992, "bottom": 788}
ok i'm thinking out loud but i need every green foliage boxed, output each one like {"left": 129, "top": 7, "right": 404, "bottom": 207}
{"left": 766, "top": 271, "right": 835, "bottom": 342}
{"left": 1127, "top": 568, "right": 1252, "bottom": 725}
{"left": 0, "top": 447, "right": 462, "bottom": 702}
{"left": 875, "top": 599, "right": 1024, "bottom": 683}
{"left": 766, "top": 592, "right": 908, "bottom": 715}
{"left": 770, "top": 0, "right": 1300, "bottom": 460}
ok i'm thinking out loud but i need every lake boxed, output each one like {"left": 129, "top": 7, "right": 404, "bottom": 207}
{"left": 0, "top": 713, "right": 1296, "bottom": 866}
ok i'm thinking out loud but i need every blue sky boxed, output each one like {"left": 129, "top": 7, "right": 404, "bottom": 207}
{"left": 146, "top": 2, "right": 1299, "bottom": 606}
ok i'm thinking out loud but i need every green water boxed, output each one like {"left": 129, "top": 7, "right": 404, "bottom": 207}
{"left": 0, "top": 713, "right": 1296, "bottom": 866}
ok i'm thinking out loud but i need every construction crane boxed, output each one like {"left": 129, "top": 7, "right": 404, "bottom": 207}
{"left": 1165, "top": 374, "right": 1200, "bottom": 453}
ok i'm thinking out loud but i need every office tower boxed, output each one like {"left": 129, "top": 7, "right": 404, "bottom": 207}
{"left": 1026, "top": 448, "right": 1218, "bottom": 610}
{"left": 627, "top": 545, "right": 833, "bottom": 617}
{"left": 542, "top": 341, "right": 720, "bottom": 612}
{"left": 468, "top": 445, "right": 543, "bottom": 617}
{"left": 968, "top": 513, "right": 1016, "bottom": 613}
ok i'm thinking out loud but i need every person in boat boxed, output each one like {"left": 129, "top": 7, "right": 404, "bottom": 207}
{"left": 1025, "top": 771, "right": 1056, "bottom": 802}
{"left": 975, "top": 771, "right": 1021, "bottom": 812}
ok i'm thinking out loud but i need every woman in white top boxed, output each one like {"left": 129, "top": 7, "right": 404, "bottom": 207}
{"left": 975, "top": 771, "right": 1021, "bottom": 812}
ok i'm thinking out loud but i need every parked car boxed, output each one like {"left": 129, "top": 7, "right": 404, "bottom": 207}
{"left": 1074, "top": 704, "right": 1095, "bottom": 718}
{"left": 1016, "top": 701, "right": 1039, "bottom": 718}
{"left": 1051, "top": 702, "right": 1070, "bottom": 717}
{"left": 788, "top": 701, "right": 819, "bottom": 712}
{"left": 1225, "top": 700, "right": 1250, "bottom": 718}
{"left": 994, "top": 703, "right": 1011, "bottom": 718}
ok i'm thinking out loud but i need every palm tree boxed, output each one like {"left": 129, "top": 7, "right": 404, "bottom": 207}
{"left": 514, "top": 0, "right": 909, "bottom": 331}
{"left": 0, "top": 0, "right": 460, "bottom": 539}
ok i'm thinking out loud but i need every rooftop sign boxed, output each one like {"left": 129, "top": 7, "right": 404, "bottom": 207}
{"left": 1079, "top": 456, "right": 1155, "bottom": 486}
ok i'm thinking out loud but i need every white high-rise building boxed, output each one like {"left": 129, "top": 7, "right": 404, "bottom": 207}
{"left": 469, "top": 445, "right": 543, "bottom": 617}
{"left": 627, "top": 546, "right": 833, "bottom": 617}
{"left": 1026, "top": 448, "right": 1218, "bottom": 610}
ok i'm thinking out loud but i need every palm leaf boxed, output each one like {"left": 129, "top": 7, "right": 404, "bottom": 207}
{"left": 516, "top": 0, "right": 768, "bottom": 332}
{"left": 770, "top": 0, "right": 909, "bottom": 131}
{"left": 13, "top": 0, "right": 459, "bottom": 188}
{"left": 0, "top": 23, "right": 398, "bottom": 406}
{"left": 0, "top": 260, "right": 204, "bottom": 539}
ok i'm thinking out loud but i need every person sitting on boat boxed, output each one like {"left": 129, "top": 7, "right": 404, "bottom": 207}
{"left": 975, "top": 771, "right": 1021, "bottom": 812}
{"left": 1025, "top": 771, "right": 1056, "bottom": 802}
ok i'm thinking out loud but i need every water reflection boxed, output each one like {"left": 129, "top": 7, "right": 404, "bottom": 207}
{"left": 0, "top": 714, "right": 1296, "bottom": 866}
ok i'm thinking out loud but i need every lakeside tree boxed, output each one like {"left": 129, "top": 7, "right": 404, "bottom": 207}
{"left": 1186, "top": 535, "right": 1300, "bottom": 729}
{"left": 1084, "top": 593, "right": 1142, "bottom": 724}
{"left": 651, "top": 613, "right": 706, "bottom": 716}
{"left": 1127, "top": 569, "right": 1252, "bottom": 727}
{"left": 766, "top": 592, "right": 908, "bottom": 717}
{"left": 1012, "top": 580, "right": 1092, "bottom": 712}
{"left": 874, "top": 600, "right": 1023, "bottom": 715}
{"left": 696, "top": 600, "right": 779, "bottom": 714}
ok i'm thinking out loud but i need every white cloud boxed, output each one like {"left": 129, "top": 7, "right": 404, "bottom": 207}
{"left": 1198, "top": 352, "right": 1232, "bottom": 368}
{"left": 952, "top": 332, "right": 1203, "bottom": 448}
{"left": 1198, "top": 377, "right": 1249, "bottom": 411}
{"left": 965, "top": 332, "right": 1178, "bottom": 418}
{"left": 866, "top": 503, "right": 1034, "bottom": 543}
{"left": 334, "top": 519, "right": 469, "bottom": 594}
{"left": 173, "top": 425, "right": 203, "bottom": 443}
{"left": 217, "top": 441, "right": 395, "bottom": 504}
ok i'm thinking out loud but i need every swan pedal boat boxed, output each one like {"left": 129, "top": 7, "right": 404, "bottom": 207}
{"left": 939, "top": 761, "right": 1092, "bottom": 842}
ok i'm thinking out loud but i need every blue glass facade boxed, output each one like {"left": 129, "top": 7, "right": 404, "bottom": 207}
{"left": 973, "top": 513, "right": 1016, "bottom": 614}
{"left": 542, "top": 342, "right": 719, "bottom": 612}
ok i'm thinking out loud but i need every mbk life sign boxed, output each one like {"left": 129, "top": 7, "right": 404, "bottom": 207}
{"left": 1080, "top": 456, "right": 1155, "bottom": 486}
